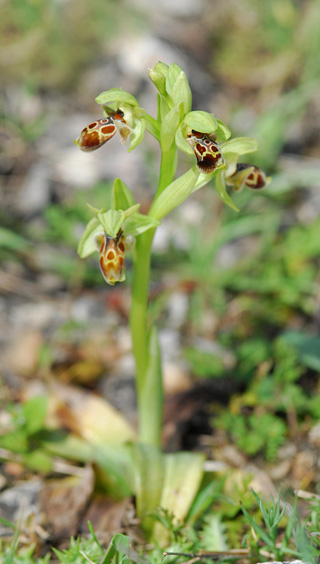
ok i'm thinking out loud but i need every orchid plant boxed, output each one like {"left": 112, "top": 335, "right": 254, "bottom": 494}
{"left": 74, "top": 62, "right": 269, "bottom": 541}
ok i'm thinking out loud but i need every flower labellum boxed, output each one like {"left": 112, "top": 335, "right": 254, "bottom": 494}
{"left": 75, "top": 110, "right": 126, "bottom": 152}
{"left": 186, "top": 130, "right": 225, "bottom": 174}
{"left": 227, "top": 163, "right": 268, "bottom": 191}
{"left": 99, "top": 230, "right": 126, "bottom": 285}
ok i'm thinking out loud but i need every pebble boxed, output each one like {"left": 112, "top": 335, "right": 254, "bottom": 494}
{"left": 309, "top": 421, "right": 320, "bottom": 447}
{"left": 16, "top": 161, "right": 51, "bottom": 216}
{"left": 0, "top": 479, "right": 42, "bottom": 536}
{"left": 10, "top": 301, "right": 67, "bottom": 329}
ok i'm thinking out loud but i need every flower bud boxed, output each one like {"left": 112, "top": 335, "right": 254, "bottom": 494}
{"left": 75, "top": 111, "right": 126, "bottom": 152}
{"left": 226, "top": 163, "right": 269, "bottom": 191}
{"left": 99, "top": 230, "right": 126, "bottom": 285}
{"left": 186, "top": 130, "right": 225, "bottom": 174}
{"left": 148, "top": 62, "right": 169, "bottom": 97}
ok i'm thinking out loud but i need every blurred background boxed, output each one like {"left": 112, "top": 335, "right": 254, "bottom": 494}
{"left": 1, "top": 0, "right": 320, "bottom": 464}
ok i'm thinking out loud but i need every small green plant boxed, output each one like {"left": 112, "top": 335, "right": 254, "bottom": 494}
{"left": 241, "top": 489, "right": 317, "bottom": 563}
{"left": 216, "top": 411, "right": 287, "bottom": 461}
{"left": 0, "top": 396, "right": 52, "bottom": 472}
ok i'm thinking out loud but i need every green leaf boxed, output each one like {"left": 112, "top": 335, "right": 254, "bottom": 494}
{"left": 95, "top": 88, "right": 139, "bottom": 107}
{"left": 184, "top": 111, "right": 218, "bottom": 133}
{"left": 43, "top": 432, "right": 94, "bottom": 461}
{"left": 214, "top": 170, "right": 239, "bottom": 212}
{"left": 187, "top": 477, "right": 225, "bottom": 524}
{"left": 130, "top": 443, "right": 164, "bottom": 535}
{"left": 153, "top": 451, "right": 204, "bottom": 545}
{"left": 171, "top": 71, "right": 192, "bottom": 114}
{"left": 123, "top": 213, "right": 160, "bottom": 236}
{"left": 0, "top": 429, "right": 28, "bottom": 453}
{"left": 149, "top": 166, "right": 200, "bottom": 220}
{"left": 241, "top": 502, "right": 275, "bottom": 550}
{"left": 283, "top": 496, "right": 297, "bottom": 547}
{"left": 93, "top": 445, "right": 134, "bottom": 500}
{"left": 280, "top": 331, "right": 320, "bottom": 371}
{"left": 0, "top": 227, "right": 30, "bottom": 251}
{"left": 22, "top": 449, "right": 53, "bottom": 472}
{"left": 100, "top": 533, "right": 130, "bottom": 564}
{"left": 112, "top": 178, "right": 136, "bottom": 210}
{"left": 77, "top": 217, "right": 103, "bottom": 258}
{"left": 22, "top": 396, "right": 48, "bottom": 435}
{"left": 0, "top": 516, "right": 15, "bottom": 529}
{"left": 100, "top": 533, "right": 148, "bottom": 564}
{"left": 160, "top": 104, "right": 182, "bottom": 151}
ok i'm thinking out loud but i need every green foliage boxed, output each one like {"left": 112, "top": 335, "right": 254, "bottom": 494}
{"left": 53, "top": 532, "right": 144, "bottom": 564}
{"left": 241, "top": 490, "right": 293, "bottom": 558}
{"left": 215, "top": 336, "right": 319, "bottom": 461}
{"left": 0, "top": 542, "right": 50, "bottom": 564}
{"left": 216, "top": 412, "right": 287, "bottom": 461}
{"left": 281, "top": 330, "right": 320, "bottom": 372}
{"left": 0, "top": 0, "right": 125, "bottom": 91}
{"left": 241, "top": 489, "right": 319, "bottom": 562}
{"left": 0, "top": 397, "right": 52, "bottom": 472}
{"left": 183, "top": 347, "right": 224, "bottom": 378}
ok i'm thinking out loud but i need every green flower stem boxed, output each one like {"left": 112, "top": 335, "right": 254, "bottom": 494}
{"left": 130, "top": 228, "right": 155, "bottom": 393}
{"left": 157, "top": 145, "right": 178, "bottom": 196}
{"left": 130, "top": 145, "right": 178, "bottom": 445}
{"left": 130, "top": 227, "right": 161, "bottom": 446}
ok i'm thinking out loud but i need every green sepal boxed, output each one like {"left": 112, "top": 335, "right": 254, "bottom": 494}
{"left": 98, "top": 205, "right": 140, "bottom": 238}
{"left": 215, "top": 118, "right": 232, "bottom": 142}
{"left": 86, "top": 203, "right": 101, "bottom": 215}
{"left": 222, "top": 136, "right": 259, "bottom": 156}
{"left": 160, "top": 103, "right": 182, "bottom": 151}
{"left": 112, "top": 178, "right": 136, "bottom": 210}
{"left": 214, "top": 170, "right": 239, "bottom": 212}
{"left": 98, "top": 209, "right": 125, "bottom": 237}
{"left": 175, "top": 115, "right": 231, "bottom": 156}
{"left": 128, "top": 117, "right": 145, "bottom": 152}
{"left": 175, "top": 124, "right": 194, "bottom": 156}
{"left": 123, "top": 213, "right": 160, "bottom": 236}
{"left": 184, "top": 110, "right": 218, "bottom": 134}
{"left": 148, "top": 62, "right": 169, "bottom": 97}
{"left": 95, "top": 88, "right": 139, "bottom": 107}
{"left": 149, "top": 166, "right": 200, "bottom": 220}
{"left": 77, "top": 217, "right": 103, "bottom": 258}
{"left": 222, "top": 136, "right": 259, "bottom": 176}
{"left": 171, "top": 70, "right": 192, "bottom": 114}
